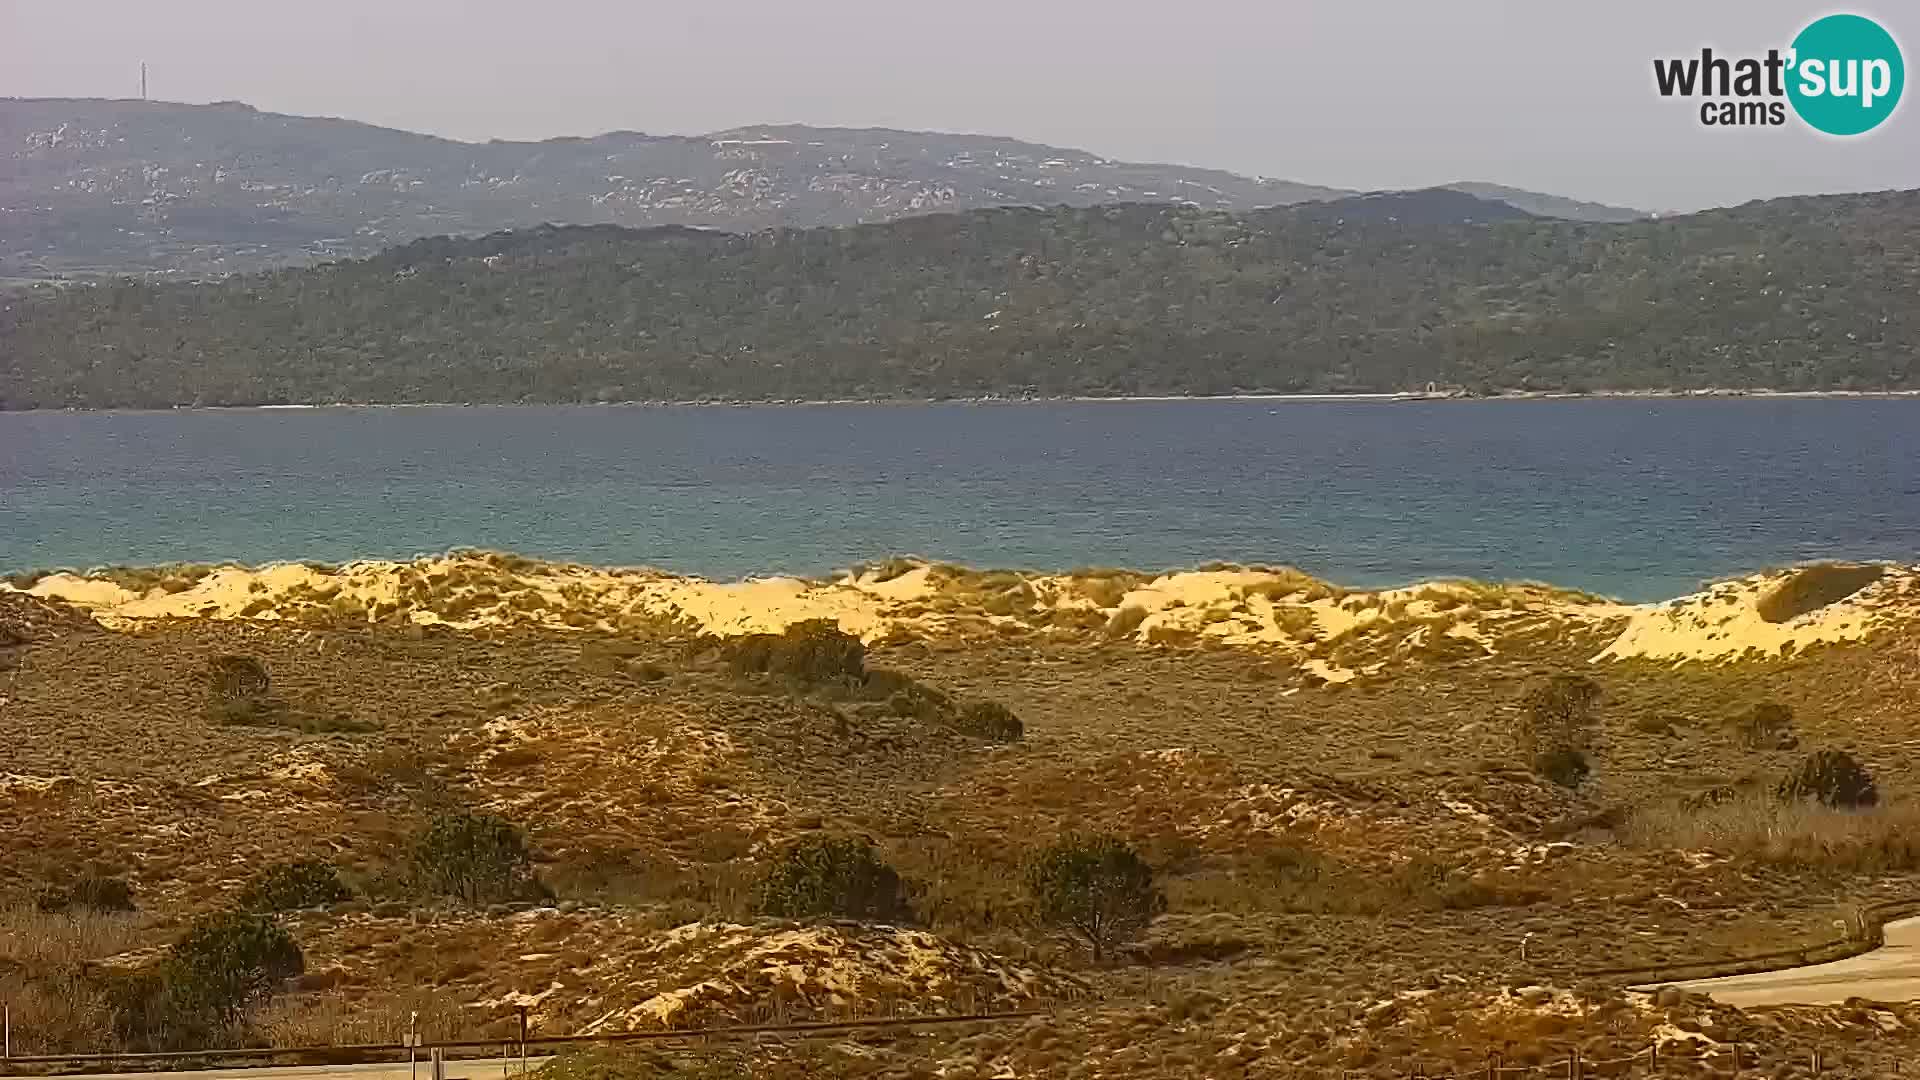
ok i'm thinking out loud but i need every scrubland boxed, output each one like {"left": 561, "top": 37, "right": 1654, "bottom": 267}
{"left": 3, "top": 556, "right": 1920, "bottom": 1077}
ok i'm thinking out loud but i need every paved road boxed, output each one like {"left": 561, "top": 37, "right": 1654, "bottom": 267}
{"left": 1660, "top": 916, "right": 1920, "bottom": 1006}
{"left": 50, "top": 1058, "right": 552, "bottom": 1080}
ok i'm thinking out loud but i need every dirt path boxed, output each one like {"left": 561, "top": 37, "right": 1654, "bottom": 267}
{"left": 1660, "top": 916, "right": 1920, "bottom": 1006}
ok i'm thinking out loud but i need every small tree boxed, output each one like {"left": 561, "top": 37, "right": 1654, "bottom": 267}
{"left": 754, "top": 835, "right": 912, "bottom": 922}
{"left": 1513, "top": 674, "right": 1601, "bottom": 758}
{"left": 235, "top": 859, "right": 352, "bottom": 911}
{"left": 1779, "top": 750, "right": 1878, "bottom": 808}
{"left": 413, "top": 810, "right": 537, "bottom": 904}
{"left": 168, "top": 912, "right": 305, "bottom": 1022}
{"left": 1026, "top": 834, "right": 1165, "bottom": 963}
{"left": 109, "top": 912, "right": 307, "bottom": 1048}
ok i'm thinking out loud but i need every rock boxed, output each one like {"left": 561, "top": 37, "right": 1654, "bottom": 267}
{"left": 371, "top": 900, "right": 412, "bottom": 918}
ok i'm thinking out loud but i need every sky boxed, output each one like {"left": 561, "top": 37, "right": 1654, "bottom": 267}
{"left": 2, "top": 0, "right": 1915, "bottom": 211}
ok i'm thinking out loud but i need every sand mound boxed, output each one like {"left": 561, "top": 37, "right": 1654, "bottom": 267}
{"left": 18, "top": 551, "right": 1918, "bottom": 669}
{"left": 575, "top": 920, "right": 1083, "bottom": 1032}
{"left": 0, "top": 592, "right": 96, "bottom": 648}
{"left": 1594, "top": 563, "right": 1920, "bottom": 663}
{"left": 5, "top": 553, "right": 1640, "bottom": 676}
{"left": 295, "top": 910, "right": 1079, "bottom": 1035}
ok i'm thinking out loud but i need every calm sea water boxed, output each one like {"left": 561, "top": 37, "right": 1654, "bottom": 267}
{"left": 2, "top": 399, "right": 1916, "bottom": 601}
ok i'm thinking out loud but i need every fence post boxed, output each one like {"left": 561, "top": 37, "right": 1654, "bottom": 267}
{"left": 4, "top": 1001, "right": 10, "bottom": 1060}
{"left": 1648, "top": 1036, "right": 1657, "bottom": 1069}
{"left": 1568, "top": 1047, "right": 1580, "bottom": 1080}
{"left": 1486, "top": 1051, "right": 1500, "bottom": 1080}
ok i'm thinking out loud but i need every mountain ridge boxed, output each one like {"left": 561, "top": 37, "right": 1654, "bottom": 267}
{"left": 1, "top": 97, "right": 1640, "bottom": 276}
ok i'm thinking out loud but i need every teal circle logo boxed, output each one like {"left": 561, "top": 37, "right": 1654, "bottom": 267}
{"left": 1787, "top": 14, "right": 1904, "bottom": 135}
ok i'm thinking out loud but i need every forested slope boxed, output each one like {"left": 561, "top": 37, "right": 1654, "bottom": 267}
{"left": 1, "top": 189, "right": 1913, "bottom": 408}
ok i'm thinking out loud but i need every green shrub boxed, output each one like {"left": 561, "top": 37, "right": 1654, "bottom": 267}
{"left": 1513, "top": 674, "right": 1601, "bottom": 759}
{"left": 235, "top": 860, "right": 352, "bottom": 911}
{"left": 36, "top": 874, "right": 136, "bottom": 914}
{"left": 1025, "top": 834, "right": 1165, "bottom": 963}
{"left": 754, "top": 835, "right": 912, "bottom": 922}
{"left": 1533, "top": 747, "right": 1591, "bottom": 789}
{"left": 412, "top": 810, "right": 540, "bottom": 904}
{"left": 722, "top": 619, "right": 866, "bottom": 685}
{"left": 953, "top": 700, "right": 1024, "bottom": 742}
{"left": 109, "top": 912, "right": 304, "bottom": 1049}
{"left": 1779, "top": 750, "right": 1878, "bottom": 808}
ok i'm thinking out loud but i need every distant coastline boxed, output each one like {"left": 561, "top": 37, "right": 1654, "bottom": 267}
{"left": 11, "top": 387, "right": 1920, "bottom": 415}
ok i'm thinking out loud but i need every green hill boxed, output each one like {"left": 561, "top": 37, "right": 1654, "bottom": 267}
{"left": 1, "top": 190, "right": 1913, "bottom": 409}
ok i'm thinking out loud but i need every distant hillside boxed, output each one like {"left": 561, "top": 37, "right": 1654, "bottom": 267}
{"left": 2, "top": 190, "right": 1911, "bottom": 409}
{"left": 0, "top": 99, "right": 1638, "bottom": 276}
{"left": 1441, "top": 182, "right": 1645, "bottom": 224}
{"left": 1289, "top": 189, "right": 1539, "bottom": 225}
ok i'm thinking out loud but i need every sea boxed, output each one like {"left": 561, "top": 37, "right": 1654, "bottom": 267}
{"left": 2, "top": 398, "right": 1916, "bottom": 602}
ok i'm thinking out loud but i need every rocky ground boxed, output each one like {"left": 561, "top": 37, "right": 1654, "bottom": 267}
{"left": 3, "top": 558, "right": 1920, "bottom": 1077}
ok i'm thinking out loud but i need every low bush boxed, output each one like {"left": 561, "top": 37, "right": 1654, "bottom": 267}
{"left": 412, "top": 810, "right": 541, "bottom": 904}
{"left": 1512, "top": 674, "right": 1601, "bottom": 760}
{"left": 36, "top": 874, "right": 136, "bottom": 915}
{"left": 953, "top": 700, "right": 1024, "bottom": 742}
{"left": 206, "top": 655, "right": 271, "bottom": 700}
{"left": 754, "top": 835, "right": 912, "bottom": 923}
{"left": 1026, "top": 834, "right": 1165, "bottom": 963}
{"left": 1779, "top": 749, "right": 1878, "bottom": 809}
{"left": 1533, "top": 747, "right": 1591, "bottom": 789}
{"left": 235, "top": 860, "right": 352, "bottom": 912}
{"left": 722, "top": 619, "right": 866, "bottom": 685}
{"left": 108, "top": 912, "right": 304, "bottom": 1050}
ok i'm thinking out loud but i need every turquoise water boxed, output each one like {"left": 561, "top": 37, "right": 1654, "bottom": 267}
{"left": 2, "top": 399, "right": 1916, "bottom": 601}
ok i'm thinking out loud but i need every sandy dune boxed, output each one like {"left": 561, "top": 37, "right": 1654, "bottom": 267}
{"left": 9, "top": 555, "right": 1915, "bottom": 672}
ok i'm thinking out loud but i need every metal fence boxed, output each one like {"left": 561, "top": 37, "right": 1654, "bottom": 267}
{"left": 0, "top": 1009, "right": 1046, "bottom": 1072}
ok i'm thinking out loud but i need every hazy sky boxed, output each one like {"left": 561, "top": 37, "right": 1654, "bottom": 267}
{"left": 3, "top": 0, "right": 1915, "bottom": 211}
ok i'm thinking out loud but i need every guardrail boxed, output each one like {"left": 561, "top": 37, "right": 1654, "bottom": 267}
{"left": 1572, "top": 896, "right": 1920, "bottom": 984}
{"left": 0, "top": 1010, "right": 1048, "bottom": 1071}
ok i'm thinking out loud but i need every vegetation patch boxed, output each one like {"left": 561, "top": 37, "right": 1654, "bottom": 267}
{"left": 1026, "top": 834, "right": 1165, "bottom": 963}
{"left": 234, "top": 860, "right": 353, "bottom": 912}
{"left": 411, "top": 810, "right": 544, "bottom": 905}
{"left": 754, "top": 835, "right": 913, "bottom": 923}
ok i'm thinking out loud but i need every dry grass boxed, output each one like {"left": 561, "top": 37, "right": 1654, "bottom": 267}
{"left": 1626, "top": 793, "right": 1920, "bottom": 873}
{"left": 0, "top": 904, "right": 145, "bottom": 969}
{"left": 253, "top": 990, "right": 486, "bottom": 1047}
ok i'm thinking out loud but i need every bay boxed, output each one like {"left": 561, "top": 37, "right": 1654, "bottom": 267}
{"left": 2, "top": 398, "right": 1915, "bottom": 602}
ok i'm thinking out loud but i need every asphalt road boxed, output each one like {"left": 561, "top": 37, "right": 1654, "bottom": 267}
{"left": 1661, "top": 916, "right": 1920, "bottom": 1006}
{"left": 48, "top": 1058, "right": 552, "bottom": 1080}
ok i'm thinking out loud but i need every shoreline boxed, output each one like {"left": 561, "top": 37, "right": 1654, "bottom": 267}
{"left": 11, "top": 388, "right": 1920, "bottom": 415}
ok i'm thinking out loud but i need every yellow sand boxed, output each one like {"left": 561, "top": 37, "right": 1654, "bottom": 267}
{"left": 11, "top": 553, "right": 1916, "bottom": 669}
{"left": 1593, "top": 564, "right": 1920, "bottom": 663}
